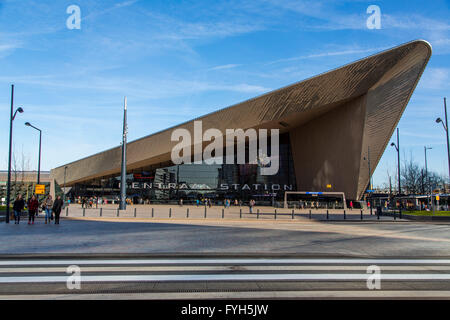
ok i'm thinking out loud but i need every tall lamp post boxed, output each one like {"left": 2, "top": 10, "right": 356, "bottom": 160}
{"left": 436, "top": 97, "right": 449, "bottom": 194}
{"left": 63, "top": 166, "right": 68, "bottom": 205}
{"left": 424, "top": 146, "right": 432, "bottom": 211}
{"left": 390, "top": 128, "right": 401, "bottom": 218}
{"left": 119, "top": 97, "right": 128, "bottom": 210}
{"left": 24, "top": 122, "right": 42, "bottom": 185}
{"left": 6, "top": 84, "right": 24, "bottom": 224}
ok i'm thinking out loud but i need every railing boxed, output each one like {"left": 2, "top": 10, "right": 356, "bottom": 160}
{"left": 61, "top": 205, "right": 404, "bottom": 221}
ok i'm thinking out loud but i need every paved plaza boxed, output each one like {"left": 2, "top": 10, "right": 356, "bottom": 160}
{"left": 1, "top": 204, "right": 449, "bottom": 256}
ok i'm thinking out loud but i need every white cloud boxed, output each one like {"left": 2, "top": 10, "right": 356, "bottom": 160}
{"left": 419, "top": 68, "right": 450, "bottom": 90}
{"left": 208, "top": 64, "right": 241, "bottom": 71}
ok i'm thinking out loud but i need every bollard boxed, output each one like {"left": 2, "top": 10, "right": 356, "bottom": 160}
{"left": 117, "top": 208, "right": 119, "bottom": 217}
{"left": 257, "top": 209, "right": 260, "bottom": 219}
{"left": 399, "top": 209, "right": 402, "bottom": 220}
{"left": 377, "top": 209, "right": 380, "bottom": 220}
{"left": 360, "top": 209, "right": 363, "bottom": 220}
{"left": 83, "top": 208, "right": 85, "bottom": 217}
{"left": 204, "top": 207, "right": 207, "bottom": 219}
{"left": 292, "top": 209, "right": 294, "bottom": 219}
{"left": 343, "top": 209, "right": 346, "bottom": 220}
{"left": 151, "top": 207, "right": 154, "bottom": 218}
{"left": 275, "top": 209, "right": 277, "bottom": 220}
{"left": 309, "top": 209, "right": 311, "bottom": 219}
{"left": 66, "top": 207, "right": 68, "bottom": 217}
{"left": 240, "top": 208, "right": 242, "bottom": 219}
{"left": 187, "top": 208, "right": 189, "bottom": 218}
{"left": 134, "top": 207, "right": 137, "bottom": 217}
{"left": 222, "top": 208, "right": 224, "bottom": 219}
{"left": 326, "top": 210, "right": 329, "bottom": 220}
{"left": 100, "top": 208, "right": 102, "bottom": 217}
{"left": 169, "top": 208, "right": 172, "bottom": 218}
{"left": 394, "top": 210, "right": 397, "bottom": 221}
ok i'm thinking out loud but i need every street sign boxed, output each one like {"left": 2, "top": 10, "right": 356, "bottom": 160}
{"left": 35, "top": 184, "right": 45, "bottom": 195}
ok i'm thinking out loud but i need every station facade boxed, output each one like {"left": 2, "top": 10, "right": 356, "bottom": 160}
{"left": 50, "top": 40, "right": 432, "bottom": 205}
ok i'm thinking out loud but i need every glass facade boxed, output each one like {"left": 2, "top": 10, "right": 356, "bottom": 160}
{"left": 68, "top": 133, "right": 296, "bottom": 205}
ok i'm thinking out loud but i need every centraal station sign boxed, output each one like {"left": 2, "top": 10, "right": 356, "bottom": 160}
{"left": 126, "top": 182, "right": 294, "bottom": 191}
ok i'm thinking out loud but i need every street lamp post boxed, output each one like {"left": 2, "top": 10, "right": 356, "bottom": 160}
{"left": 63, "top": 166, "right": 68, "bottom": 205}
{"left": 24, "top": 122, "right": 42, "bottom": 185}
{"left": 436, "top": 97, "right": 450, "bottom": 194}
{"left": 390, "top": 128, "right": 401, "bottom": 218}
{"left": 6, "top": 84, "right": 24, "bottom": 224}
{"left": 424, "top": 146, "right": 432, "bottom": 212}
{"left": 119, "top": 97, "right": 127, "bottom": 210}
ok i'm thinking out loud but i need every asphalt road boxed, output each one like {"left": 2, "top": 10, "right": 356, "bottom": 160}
{"left": 1, "top": 255, "right": 450, "bottom": 299}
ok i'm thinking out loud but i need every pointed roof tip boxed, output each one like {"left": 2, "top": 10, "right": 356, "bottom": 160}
{"left": 124, "top": 96, "right": 127, "bottom": 110}
{"left": 410, "top": 39, "right": 432, "bottom": 56}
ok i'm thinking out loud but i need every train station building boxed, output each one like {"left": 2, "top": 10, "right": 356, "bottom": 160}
{"left": 50, "top": 40, "right": 431, "bottom": 205}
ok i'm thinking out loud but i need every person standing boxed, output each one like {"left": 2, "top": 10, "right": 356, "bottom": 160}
{"left": 43, "top": 195, "right": 54, "bottom": 224}
{"left": 52, "top": 195, "right": 63, "bottom": 225}
{"left": 27, "top": 194, "right": 39, "bottom": 225}
{"left": 13, "top": 194, "right": 25, "bottom": 224}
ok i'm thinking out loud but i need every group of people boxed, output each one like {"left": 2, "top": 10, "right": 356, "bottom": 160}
{"left": 12, "top": 194, "right": 64, "bottom": 225}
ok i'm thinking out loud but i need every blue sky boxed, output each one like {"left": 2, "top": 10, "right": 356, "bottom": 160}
{"left": 0, "top": 0, "right": 449, "bottom": 187}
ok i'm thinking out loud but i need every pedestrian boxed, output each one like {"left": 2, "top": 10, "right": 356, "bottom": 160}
{"left": 179, "top": 198, "right": 183, "bottom": 207}
{"left": 27, "top": 194, "right": 39, "bottom": 225}
{"left": 43, "top": 195, "right": 54, "bottom": 224}
{"left": 52, "top": 195, "right": 63, "bottom": 225}
{"left": 249, "top": 199, "right": 254, "bottom": 213}
{"left": 81, "top": 197, "right": 86, "bottom": 208}
{"left": 13, "top": 194, "right": 25, "bottom": 224}
{"left": 349, "top": 200, "right": 353, "bottom": 210}
{"left": 196, "top": 199, "right": 199, "bottom": 207}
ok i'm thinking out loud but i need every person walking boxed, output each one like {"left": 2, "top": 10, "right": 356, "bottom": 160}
{"left": 43, "top": 195, "right": 54, "bottom": 224}
{"left": 13, "top": 194, "right": 25, "bottom": 224}
{"left": 27, "top": 194, "right": 39, "bottom": 225}
{"left": 52, "top": 195, "right": 63, "bottom": 225}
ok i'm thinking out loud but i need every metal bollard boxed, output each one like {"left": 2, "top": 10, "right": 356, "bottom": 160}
{"left": 394, "top": 210, "right": 396, "bottom": 220}
{"left": 187, "top": 208, "right": 189, "bottom": 218}
{"left": 240, "top": 208, "right": 242, "bottom": 219}
{"left": 326, "top": 210, "right": 329, "bottom": 220}
{"left": 134, "top": 207, "right": 137, "bottom": 217}
{"left": 204, "top": 207, "right": 207, "bottom": 218}
{"left": 275, "top": 209, "right": 277, "bottom": 220}
{"left": 309, "top": 209, "right": 311, "bottom": 219}
{"left": 100, "top": 208, "right": 102, "bottom": 217}
{"left": 292, "top": 209, "right": 294, "bottom": 219}
{"left": 257, "top": 209, "right": 260, "bottom": 219}
{"left": 66, "top": 207, "right": 68, "bottom": 217}
{"left": 151, "top": 207, "right": 154, "bottom": 218}
{"left": 222, "top": 208, "right": 224, "bottom": 219}
{"left": 169, "top": 208, "right": 172, "bottom": 218}
{"left": 83, "top": 208, "right": 85, "bottom": 217}
{"left": 360, "top": 209, "right": 363, "bottom": 220}
{"left": 343, "top": 209, "right": 346, "bottom": 220}
{"left": 117, "top": 208, "right": 119, "bottom": 217}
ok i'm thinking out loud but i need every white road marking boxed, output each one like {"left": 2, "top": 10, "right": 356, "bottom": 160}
{"left": 1, "top": 258, "right": 450, "bottom": 266}
{"left": 2, "top": 265, "right": 450, "bottom": 273}
{"left": 1, "top": 273, "right": 450, "bottom": 283}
